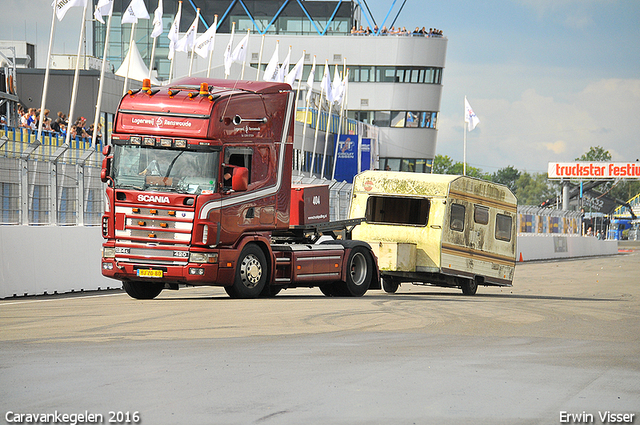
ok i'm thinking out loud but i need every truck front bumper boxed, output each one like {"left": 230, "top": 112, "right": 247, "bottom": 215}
{"left": 100, "top": 259, "right": 234, "bottom": 286}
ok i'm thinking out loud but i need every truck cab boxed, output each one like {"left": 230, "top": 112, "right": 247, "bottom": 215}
{"left": 101, "top": 78, "right": 378, "bottom": 299}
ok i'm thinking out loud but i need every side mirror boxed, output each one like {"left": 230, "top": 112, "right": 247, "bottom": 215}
{"left": 101, "top": 156, "right": 111, "bottom": 183}
{"left": 232, "top": 167, "right": 249, "bottom": 192}
{"left": 102, "top": 144, "right": 111, "bottom": 156}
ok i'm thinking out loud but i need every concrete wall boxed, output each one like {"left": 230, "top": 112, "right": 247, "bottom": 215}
{"left": 0, "top": 227, "right": 621, "bottom": 298}
{"left": 516, "top": 234, "right": 618, "bottom": 262}
{"left": 0, "top": 226, "right": 116, "bottom": 298}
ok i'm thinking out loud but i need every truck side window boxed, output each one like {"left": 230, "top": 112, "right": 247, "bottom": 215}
{"left": 474, "top": 205, "right": 489, "bottom": 225}
{"left": 224, "top": 148, "right": 252, "bottom": 189}
{"left": 496, "top": 214, "right": 513, "bottom": 241}
{"left": 450, "top": 203, "right": 465, "bottom": 232}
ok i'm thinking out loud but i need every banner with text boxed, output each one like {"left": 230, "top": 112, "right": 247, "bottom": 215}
{"left": 334, "top": 135, "right": 358, "bottom": 183}
{"left": 548, "top": 162, "right": 640, "bottom": 179}
{"left": 360, "top": 138, "right": 372, "bottom": 174}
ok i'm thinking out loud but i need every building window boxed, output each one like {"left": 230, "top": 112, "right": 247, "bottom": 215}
{"left": 406, "top": 111, "right": 419, "bottom": 128}
{"left": 380, "top": 158, "right": 432, "bottom": 173}
{"left": 349, "top": 66, "right": 443, "bottom": 84}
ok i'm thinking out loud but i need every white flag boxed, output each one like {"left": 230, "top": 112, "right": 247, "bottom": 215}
{"left": 262, "top": 44, "right": 279, "bottom": 82}
{"left": 121, "top": 0, "right": 149, "bottom": 24}
{"left": 231, "top": 33, "right": 249, "bottom": 63}
{"left": 331, "top": 66, "right": 344, "bottom": 104}
{"left": 321, "top": 61, "right": 332, "bottom": 103}
{"left": 305, "top": 56, "right": 316, "bottom": 102}
{"left": 464, "top": 96, "right": 480, "bottom": 131}
{"left": 277, "top": 48, "right": 291, "bottom": 83}
{"left": 53, "top": 0, "right": 87, "bottom": 21}
{"left": 167, "top": 4, "right": 181, "bottom": 60}
{"left": 93, "top": 0, "right": 113, "bottom": 24}
{"left": 223, "top": 28, "right": 234, "bottom": 76}
{"left": 285, "top": 52, "right": 304, "bottom": 86}
{"left": 150, "top": 0, "right": 163, "bottom": 38}
{"left": 194, "top": 19, "right": 217, "bottom": 58}
{"left": 176, "top": 12, "right": 198, "bottom": 52}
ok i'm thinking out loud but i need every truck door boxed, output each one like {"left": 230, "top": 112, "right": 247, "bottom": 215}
{"left": 218, "top": 147, "right": 276, "bottom": 245}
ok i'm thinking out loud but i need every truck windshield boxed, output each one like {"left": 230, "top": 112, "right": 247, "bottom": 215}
{"left": 112, "top": 144, "right": 219, "bottom": 195}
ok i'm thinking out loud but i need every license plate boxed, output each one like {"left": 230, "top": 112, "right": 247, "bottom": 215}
{"left": 137, "top": 269, "right": 163, "bottom": 278}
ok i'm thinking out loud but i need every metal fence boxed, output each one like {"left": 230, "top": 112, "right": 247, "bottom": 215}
{"left": 292, "top": 174, "right": 353, "bottom": 222}
{"left": 0, "top": 134, "right": 104, "bottom": 226}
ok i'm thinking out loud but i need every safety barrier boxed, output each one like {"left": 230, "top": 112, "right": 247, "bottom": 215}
{"left": 517, "top": 205, "right": 582, "bottom": 235}
{"left": 0, "top": 135, "right": 104, "bottom": 226}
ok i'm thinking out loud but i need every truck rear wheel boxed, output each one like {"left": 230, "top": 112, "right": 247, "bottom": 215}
{"left": 332, "top": 247, "right": 372, "bottom": 297}
{"left": 460, "top": 278, "right": 478, "bottom": 295}
{"left": 123, "top": 281, "right": 163, "bottom": 300}
{"left": 225, "top": 244, "right": 268, "bottom": 299}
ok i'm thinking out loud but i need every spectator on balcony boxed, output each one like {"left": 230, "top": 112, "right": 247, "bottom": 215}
{"left": 26, "top": 108, "right": 38, "bottom": 130}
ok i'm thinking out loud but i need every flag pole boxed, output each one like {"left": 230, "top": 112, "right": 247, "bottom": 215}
{"left": 463, "top": 96, "right": 467, "bottom": 176}
{"left": 240, "top": 29, "right": 250, "bottom": 79}
{"left": 299, "top": 55, "right": 315, "bottom": 175}
{"left": 168, "top": 1, "right": 182, "bottom": 84}
{"left": 224, "top": 22, "right": 236, "bottom": 79}
{"left": 310, "top": 61, "right": 327, "bottom": 176}
{"left": 256, "top": 35, "right": 265, "bottom": 81}
{"left": 92, "top": 12, "right": 113, "bottom": 147}
{"left": 148, "top": 34, "right": 157, "bottom": 80}
{"left": 122, "top": 21, "right": 137, "bottom": 95}
{"left": 148, "top": 0, "right": 163, "bottom": 80}
{"left": 292, "top": 50, "right": 305, "bottom": 172}
{"left": 332, "top": 68, "right": 348, "bottom": 180}
{"left": 321, "top": 64, "right": 337, "bottom": 178}
{"left": 65, "top": 0, "right": 89, "bottom": 146}
{"left": 206, "top": 15, "right": 218, "bottom": 78}
{"left": 37, "top": 3, "right": 57, "bottom": 143}
{"left": 188, "top": 8, "right": 200, "bottom": 77}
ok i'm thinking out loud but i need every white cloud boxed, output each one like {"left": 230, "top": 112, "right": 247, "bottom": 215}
{"left": 437, "top": 78, "right": 640, "bottom": 173}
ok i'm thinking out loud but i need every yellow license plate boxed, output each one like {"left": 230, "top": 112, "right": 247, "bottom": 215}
{"left": 137, "top": 269, "right": 163, "bottom": 278}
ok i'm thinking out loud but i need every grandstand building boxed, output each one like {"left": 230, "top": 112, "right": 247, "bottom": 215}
{"left": 95, "top": 0, "right": 448, "bottom": 173}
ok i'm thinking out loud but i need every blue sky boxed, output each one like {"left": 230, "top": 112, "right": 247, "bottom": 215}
{"left": 2, "top": 0, "right": 639, "bottom": 174}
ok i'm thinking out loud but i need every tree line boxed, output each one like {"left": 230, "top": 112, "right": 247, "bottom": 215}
{"left": 432, "top": 146, "right": 640, "bottom": 207}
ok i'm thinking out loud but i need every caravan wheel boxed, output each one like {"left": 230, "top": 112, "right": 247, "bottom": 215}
{"left": 460, "top": 278, "right": 478, "bottom": 295}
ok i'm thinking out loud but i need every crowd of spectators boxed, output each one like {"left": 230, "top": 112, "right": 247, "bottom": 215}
{"left": 13, "top": 104, "right": 101, "bottom": 143}
{"left": 350, "top": 25, "right": 444, "bottom": 37}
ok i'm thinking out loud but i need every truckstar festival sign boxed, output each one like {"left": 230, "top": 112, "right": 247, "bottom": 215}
{"left": 548, "top": 162, "right": 640, "bottom": 179}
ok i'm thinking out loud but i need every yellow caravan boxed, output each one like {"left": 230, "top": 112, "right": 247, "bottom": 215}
{"left": 349, "top": 171, "right": 517, "bottom": 295}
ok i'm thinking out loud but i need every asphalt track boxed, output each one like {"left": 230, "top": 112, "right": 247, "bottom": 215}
{"left": 1, "top": 251, "right": 639, "bottom": 425}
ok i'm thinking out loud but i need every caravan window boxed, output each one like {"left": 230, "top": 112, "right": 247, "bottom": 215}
{"left": 474, "top": 205, "right": 489, "bottom": 225}
{"left": 365, "top": 196, "right": 430, "bottom": 226}
{"left": 450, "top": 203, "right": 465, "bottom": 232}
{"left": 496, "top": 214, "right": 513, "bottom": 241}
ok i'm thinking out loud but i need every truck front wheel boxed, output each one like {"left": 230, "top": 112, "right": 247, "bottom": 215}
{"left": 123, "top": 281, "right": 163, "bottom": 300}
{"left": 225, "top": 244, "right": 268, "bottom": 299}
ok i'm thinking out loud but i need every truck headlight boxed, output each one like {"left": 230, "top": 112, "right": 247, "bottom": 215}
{"left": 189, "top": 252, "right": 218, "bottom": 263}
{"left": 103, "top": 247, "right": 116, "bottom": 258}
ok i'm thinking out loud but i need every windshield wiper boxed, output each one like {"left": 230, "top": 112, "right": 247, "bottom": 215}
{"left": 115, "top": 183, "right": 145, "bottom": 191}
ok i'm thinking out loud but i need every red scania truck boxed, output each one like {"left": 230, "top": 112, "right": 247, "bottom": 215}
{"left": 100, "top": 78, "right": 379, "bottom": 299}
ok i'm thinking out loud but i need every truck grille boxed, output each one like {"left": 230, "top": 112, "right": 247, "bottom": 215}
{"left": 114, "top": 205, "right": 194, "bottom": 265}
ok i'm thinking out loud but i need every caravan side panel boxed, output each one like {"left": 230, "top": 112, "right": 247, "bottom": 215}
{"left": 440, "top": 177, "right": 517, "bottom": 285}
